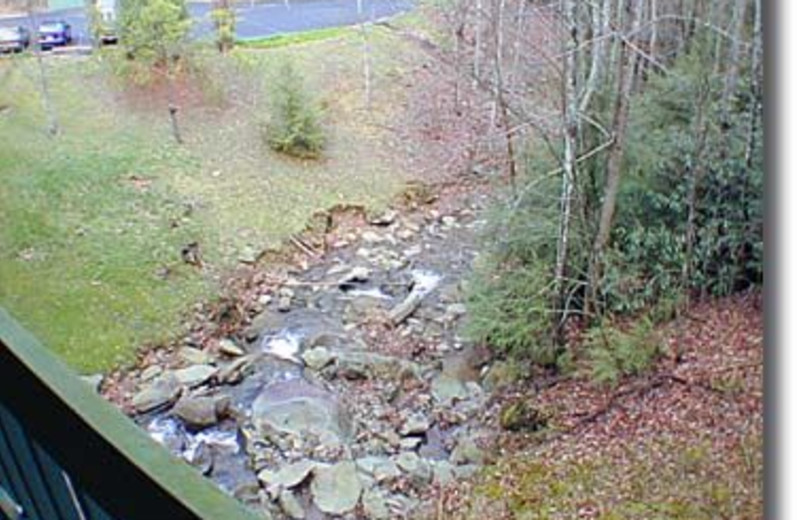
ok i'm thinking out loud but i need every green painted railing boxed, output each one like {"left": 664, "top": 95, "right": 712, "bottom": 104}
{"left": 0, "top": 308, "right": 263, "bottom": 520}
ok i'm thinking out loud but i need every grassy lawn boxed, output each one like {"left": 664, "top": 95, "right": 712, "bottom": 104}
{"left": 0, "top": 26, "right": 418, "bottom": 373}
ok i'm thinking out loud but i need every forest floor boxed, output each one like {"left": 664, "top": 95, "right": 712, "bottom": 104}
{"left": 438, "top": 290, "right": 764, "bottom": 519}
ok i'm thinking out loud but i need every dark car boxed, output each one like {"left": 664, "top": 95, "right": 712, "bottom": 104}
{"left": 38, "top": 20, "right": 72, "bottom": 49}
{"left": 0, "top": 26, "right": 31, "bottom": 53}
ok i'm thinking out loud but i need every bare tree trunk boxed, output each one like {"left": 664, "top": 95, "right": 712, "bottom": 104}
{"left": 744, "top": 0, "right": 762, "bottom": 168}
{"left": 357, "top": 0, "right": 371, "bottom": 110}
{"left": 584, "top": 0, "right": 643, "bottom": 317}
{"left": 473, "top": 0, "right": 482, "bottom": 88}
{"left": 166, "top": 59, "right": 183, "bottom": 144}
{"left": 508, "top": 0, "right": 527, "bottom": 91}
{"left": 554, "top": 0, "right": 580, "bottom": 340}
{"left": 489, "top": 0, "right": 506, "bottom": 128}
{"left": 28, "top": 1, "right": 59, "bottom": 136}
{"left": 721, "top": 0, "right": 748, "bottom": 108}
{"left": 579, "top": 0, "right": 611, "bottom": 113}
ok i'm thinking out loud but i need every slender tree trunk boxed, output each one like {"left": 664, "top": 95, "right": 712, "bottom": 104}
{"left": 166, "top": 58, "right": 183, "bottom": 144}
{"left": 584, "top": 0, "right": 643, "bottom": 317}
{"left": 508, "top": 0, "right": 527, "bottom": 91}
{"left": 745, "top": 0, "right": 762, "bottom": 169}
{"left": 28, "top": 1, "right": 59, "bottom": 136}
{"left": 721, "top": 0, "right": 748, "bottom": 109}
{"left": 579, "top": 0, "right": 610, "bottom": 113}
{"left": 554, "top": 0, "right": 580, "bottom": 340}
{"left": 489, "top": 0, "right": 506, "bottom": 128}
{"left": 357, "top": 0, "right": 371, "bottom": 110}
{"left": 473, "top": 0, "right": 482, "bottom": 88}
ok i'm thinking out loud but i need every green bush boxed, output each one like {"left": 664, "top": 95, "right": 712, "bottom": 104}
{"left": 464, "top": 164, "right": 565, "bottom": 364}
{"left": 586, "top": 317, "right": 663, "bottom": 386}
{"left": 264, "top": 62, "right": 325, "bottom": 159}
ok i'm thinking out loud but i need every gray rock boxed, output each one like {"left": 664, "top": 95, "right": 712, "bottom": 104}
{"left": 172, "top": 395, "right": 229, "bottom": 429}
{"left": 394, "top": 452, "right": 432, "bottom": 485}
{"left": 453, "top": 464, "right": 480, "bottom": 479}
{"left": 334, "top": 351, "right": 420, "bottom": 381}
{"left": 431, "top": 460, "right": 456, "bottom": 486}
{"left": 400, "top": 437, "right": 422, "bottom": 450}
{"left": 80, "top": 374, "right": 103, "bottom": 393}
{"left": 217, "top": 354, "right": 258, "bottom": 385}
{"left": 399, "top": 413, "right": 430, "bottom": 436}
{"left": 173, "top": 365, "right": 217, "bottom": 388}
{"left": 140, "top": 365, "right": 163, "bottom": 382}
{"left": 362, "top": 487, "right": 391, "bottom": 519}
{"left": 178, "top": 346, "right": 213, "bottom": 365}
{"left": 338, "top": 266, "right": 371, "bottom": 285}
{"left": 131, "top": 373, "right": 181, "bottom": 413}
{"left": 257, "top": 460, "right": 316, "bottom": 493}
{"left": 311, "top": 461, "right": 362, "bottom": 515}
{"left": 185, "top": 441, "right": 213, "bottom": 475}
{"left": 431, "top": 373, "right": 468, "bottom": 403}
{"left": 278, "top": 490, "right": 305, "bottom": 519}
{"left": 301, "top": 347, "right": 335, "bottom": 371}
{"left": 450, "top": 437, "right": 485, "bottom": 466}
{"left": 368, "top": 209, "right": 397, "bottom": 226}
{"left": 356, "top": 456, "right": 401, "bottom": 483}
{"left": 252, "top": 380, "right": 349, "bottom": 442}
{"left": 218, "top": 339, "right": 245, "bottom": 357}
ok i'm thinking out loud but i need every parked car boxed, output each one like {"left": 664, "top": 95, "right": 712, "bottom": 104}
{"left": 0, "top": 26, "right": 31, "bottom": 53}
{"left": 38, "top": 20, "right": 72, "bottom": 49}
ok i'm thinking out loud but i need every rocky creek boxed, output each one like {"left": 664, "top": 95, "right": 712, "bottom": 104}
{"left": 116, "top": 187, "right": 506, "bottom": 519}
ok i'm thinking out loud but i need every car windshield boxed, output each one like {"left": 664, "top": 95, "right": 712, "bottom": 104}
{"left": 39, "top": 23, "right": 63, "bottom": 32}
{"left": 0, "top": 28, "right": 20, "bottom": 39}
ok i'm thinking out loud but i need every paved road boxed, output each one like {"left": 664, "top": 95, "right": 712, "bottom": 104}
{"left": 0, "top": 0, "right": 413, "bottom": 46}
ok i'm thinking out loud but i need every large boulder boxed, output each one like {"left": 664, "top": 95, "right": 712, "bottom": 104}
{"left": 131, "top": 373, "right": 181, "bottom": 413}
{"left": 310, "top": 461, "right": 362, "bottom": 515}
{"left": 251, "top": 379, "right": 350, "bottom": 442}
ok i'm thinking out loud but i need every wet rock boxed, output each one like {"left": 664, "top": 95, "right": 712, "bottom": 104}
{"left": 258, "top": 460, "right": 316, "bottom": 493}
{"left": 178, "top": 346, "right": 213, "bottom": 365}
{"left": 172, "top": 395, "right": 228, "bottom": 429}
{"left": 173, "top": 365, "right": 217, "bottom": 388}
{"left": 278, "top": 490, "right": 306, "bottom": 519}
{"left": 394, "top": 452, "right": 432, "bottom": 485}
{"left": 132, "top": 373, "right": 181, "bottom": 413}
{"left": 311, "top": 461, "right": 362, "bottom": 515}
{"left": 185, "top": 440, "right": 213, "bottom": 475}
{"left": 302, "top": 347, "right": 335, "bottom": 371}
{"left": 362, "top": 487, "right": 391, "bottom": 519}
{"left": 219, "top": 339, "right": 245, "bottom": 357}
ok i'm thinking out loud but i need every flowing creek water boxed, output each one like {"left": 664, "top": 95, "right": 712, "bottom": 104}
{"left": 121, "top": 191, "right": 502, "bottom": 519}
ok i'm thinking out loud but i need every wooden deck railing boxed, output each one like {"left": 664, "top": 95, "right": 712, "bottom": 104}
{"left": 0, "top": 308, "right": 262, "bottom": 520}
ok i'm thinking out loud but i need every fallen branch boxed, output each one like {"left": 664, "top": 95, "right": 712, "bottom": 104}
{"left": 389, "top": 290, "right": 427, "bottom": 326}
